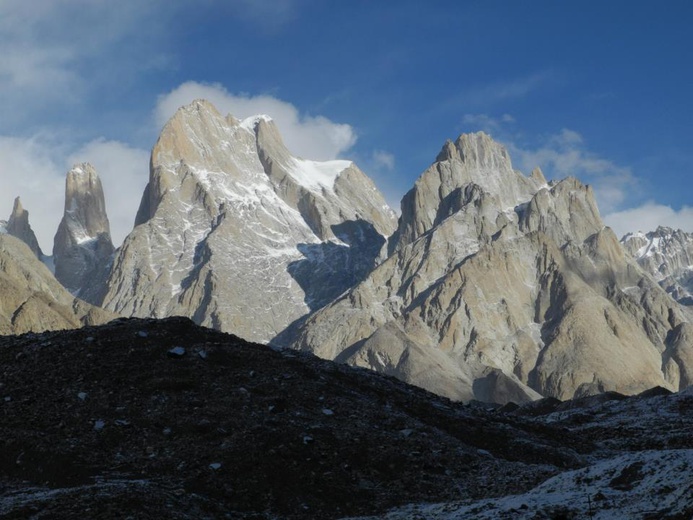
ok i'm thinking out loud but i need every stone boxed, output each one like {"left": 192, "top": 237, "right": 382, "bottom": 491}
{"left": 101, "top": 100, "right": 396, "bottom": 344}
{"left": 292, "top": 132, "right": 693, "bottom": 403}
{"left": 53, "top": 163, "right": 114, "bottom": 303}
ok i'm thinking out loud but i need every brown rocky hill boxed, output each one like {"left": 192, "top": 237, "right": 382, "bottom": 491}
{"left": 0, "top": 234, "right": 114, "bottom": 335}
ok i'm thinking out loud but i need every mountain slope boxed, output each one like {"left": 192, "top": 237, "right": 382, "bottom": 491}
{"left": 2, "top": 197, "right": 44, "bottom": 258}
{"left": 0, "top": 234, "right": 115, "bottom": 334}
{"left": 101, "top": 100, "right": 396, "bottom": 343}
{"left": 292, "top": 132, "right": 693, "bottom": 403}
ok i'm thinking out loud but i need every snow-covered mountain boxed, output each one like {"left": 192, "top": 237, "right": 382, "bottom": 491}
{"left": 292, "top": 132, "right": 693, "bottom": 403}
{"left": 622, "top": 226, "right": 693, "bottom": 306}
{"left": 99, "top": 100, "right": 396, "bottom": 343}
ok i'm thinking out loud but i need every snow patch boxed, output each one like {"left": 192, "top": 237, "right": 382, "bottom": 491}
{"left": 357, "top": 450, "right": 693, "bottom": 519}
{"left": 239, "top": 114, "right": 273, "bottom": 131}
{"left": 287, "top": 158, "right": 351, "bottom": 192}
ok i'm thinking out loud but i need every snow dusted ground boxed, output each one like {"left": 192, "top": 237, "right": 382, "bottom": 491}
{"left": 348, "top": 388, "right": 693, "bottom": 520}
{"left": 350, "top": 450, "right": 692, "bottom": 519}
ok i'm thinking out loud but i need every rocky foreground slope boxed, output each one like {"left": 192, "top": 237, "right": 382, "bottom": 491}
{"left": 0, "top": 318, "right": 690, "bottom": 519}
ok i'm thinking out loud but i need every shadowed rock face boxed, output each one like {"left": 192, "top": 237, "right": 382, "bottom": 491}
{"left": 0, "top": 234, "right": 115, "bottom": 335}
{"left": 101, "top": 100, "right": 396, "bottom": 343}
{"left": 4, "top": 197, "right": 43, "bottom": 258}
{"left": 52, "top": 163, "right": 114, "bottom": 303}
{"left": 292, "top": 132, "right": 693, "bottom": 404}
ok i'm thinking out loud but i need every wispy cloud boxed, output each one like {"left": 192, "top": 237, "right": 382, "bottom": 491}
{"left": 460, "top": 113, "right": 638, "bottom": 215}
{"left": 461, "top": 113, "right": 515, "bottom": 134}
{"left": 372, "top": 150, "right": 395, "bottom": 171}
{"left": 508, "top": 129, "right": 637, "bottom": 213}
{"left": 155, "top": 81, "right": 357, "bottom": 161}
{"left": 0, "top": 0, "right": 171, "bottom": 128}
{"left": 445, "top": 71, "right": 557, "bottom": 110}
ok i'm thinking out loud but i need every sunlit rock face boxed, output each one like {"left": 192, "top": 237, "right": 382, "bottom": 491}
{"left": 4, "top": 197, "right": 43, "bottom": 259}
{"left": 101, "top": 100, "right": 396, "bottom": 343}
{"left": 52, "top": 163, "right": 115, "bottom": 305}
{"left": 292, "top": 132, "right": 693, "bottom": 404}
{"left": 0, "top": 233, "right": 115, "bottom": 334}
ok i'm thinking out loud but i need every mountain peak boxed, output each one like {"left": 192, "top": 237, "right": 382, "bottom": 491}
{"left": 6, "top": 196, "right": 43, "bottom": 258}
{"left": 394, "top": 131, "right": 546, "bottom": 250}
{"left": 104, "top": 99, "right": 396, "bottom": 343}
{"left": 454, "top": 131, "right": 513, "bottom": 171}
{"left": 53, "top": 163, "right": 114, "bottom": 298}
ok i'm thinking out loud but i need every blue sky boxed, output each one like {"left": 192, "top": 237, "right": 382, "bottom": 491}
{"left": 1, "top": 0, "right": 692, "bottom": 249}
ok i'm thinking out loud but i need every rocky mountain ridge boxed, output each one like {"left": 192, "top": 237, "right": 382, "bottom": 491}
{"left": 2, "top": 197, "right": 44, "bottom": 259}
{"left": 99, "top": 100, "right": 396, "bottom": 343}
{"left": 292, "top": 132, "right": 693, "bottom": 403}
{"left": 1, "top": 99, "right": 692, "bottom": 407}
{"left": 622, "top": 226, "right": 693, "bottom": 305}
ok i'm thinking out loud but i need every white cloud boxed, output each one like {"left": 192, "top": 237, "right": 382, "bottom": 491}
{"left": 0, "top": 135, "right": 65, "bottom": 251}
{"left": 155, "top": 81, "right": 357, "bottom": 161}
{"left": 506, "top": 129, "right": 637, "bottom": 214}
{"left": 605, "top": 203, "right": 693, "bottom": 238}
{"left": 451, "top": 71, "right": 556, "bottom": 109}
{"left": 67, "top": 139, "right": 150, "bottom": 247}
{"left": 0, "top": 0, "right": 169, "bottom": 126}
{"left": 372, "top": 150, "right": 395, "bottom": 171}
{"left": 461, "top": 113, "right": 516, "bottom": 135}
{"left": 0, "top": 134, "right": 149, "bottom": 252}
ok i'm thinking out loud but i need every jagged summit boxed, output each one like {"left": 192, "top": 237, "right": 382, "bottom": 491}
{"left": 53, "top": 163, "right": 114, "bottom": 300}
{"left": 293, "top": 131, "right": 693, "bottom": 403}
{"left": 392, "top": 131, "right": 548, "bottom": 252}
{"left": 4, "top": 196, "right": 43, "bottom": 258}
{"left": 622, "top": 226, "right": 693, "bottom": 306}
{"left": 103, "top": 99, "right": 396, "bottom": 343}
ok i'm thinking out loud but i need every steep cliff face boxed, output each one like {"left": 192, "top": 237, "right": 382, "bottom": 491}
{"left": 52, "top": 163, "right": 114, "bottom": 303}
{"left": 0, "top": 234, "right": 115, "bottom": 334}
{"left": 622, "top": 226, "right": 693, "bottom": 306}
{"left": 292, "top": 132, "right": 693, "bottom": 403}
{"left": 3, "top": 197, "right": 44, "bottom": 259}
{"left": 101, "top": 100, "right": 396, "bottom": 343}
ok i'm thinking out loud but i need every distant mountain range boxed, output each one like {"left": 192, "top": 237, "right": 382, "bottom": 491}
{"left": 1, "top": 99, "right": 691, "bottom": 405}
